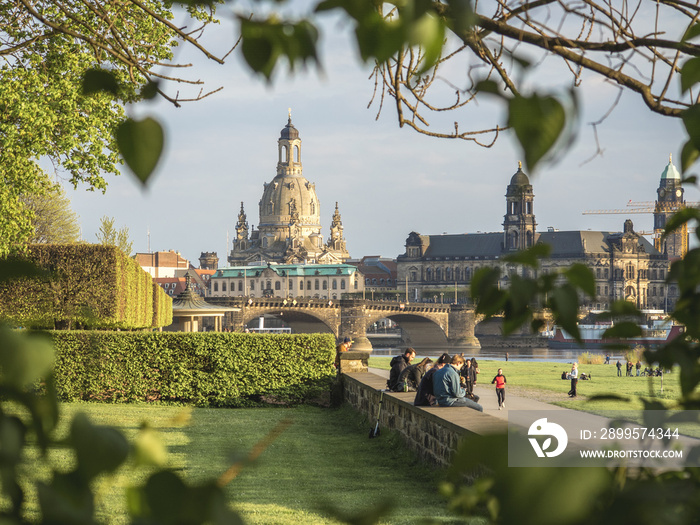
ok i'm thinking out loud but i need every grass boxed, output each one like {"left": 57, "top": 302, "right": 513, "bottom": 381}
{"left": 21, "top": 403, "right": 466, "bottom": 525}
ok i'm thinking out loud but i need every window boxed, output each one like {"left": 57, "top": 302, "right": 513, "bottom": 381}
{"left": 307, "top": 281, "right": 311, "bottom": 290}
{"left": 250, "top": 281, "right": 255, "bottom": 290}
{"left": 214, "top": 282, "right": 218, "bottom": 292}
{"left": 238, "top": 281, "right": 243, "bottom": 291}
{"left": 315, "top": 280, "right": 319, "bottom": 290}
{"left": 300, "top": 280, "right": 304, "bottom": 290}
{"left": 411, "top": 271, "right": 417, "bottom": 281}
{"left": 294, "top": 145, "right": 299, "bottom": 162}
{"left": 596, "top": 268, "right": 601, "bottom": 278}
{"left": 659, "top": 269, "right": 665, "bottom": 279}
{"left": 275, "top": 281, "right": 281, "bottom": 290}
{"left": 342, "top": 280, "right": 346, "bottom": 290}
{"left": 604, "top": 268, "right": 609, "bottom": 279}
{"left": 323, "top": 281, "right": 328, "bottom": 290}
{"left": 222, "top": 282, "right": 227, "bottom": 292}
{"left": 436, "top": 268, "right": 442, "bottom": 281}
{"left": 426, "top": 268, "right": 433, "bottom": 281}
{"left": 332, "top": 280, "right": 337, "bottom": 290}
{"left": 651, "top": 269, "right": 657, "bottom": 280}
{"left": 626, "top": 264, "right": 635, "bottom": 280}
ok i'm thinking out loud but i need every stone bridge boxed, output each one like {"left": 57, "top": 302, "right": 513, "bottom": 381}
{"left": 206, "top": 297, "right": 480, "bottom": 350}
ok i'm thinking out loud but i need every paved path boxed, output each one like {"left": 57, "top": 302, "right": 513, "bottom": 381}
{"left": 368, "top": 367, "right": 700, "bottom": 463}
{"left": 369, "top": 367, "right": 564, "bottom": 420}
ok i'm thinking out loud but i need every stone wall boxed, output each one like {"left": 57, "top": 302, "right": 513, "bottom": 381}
{"left": 342, "top": 372, "right": 507, "bottom": 466}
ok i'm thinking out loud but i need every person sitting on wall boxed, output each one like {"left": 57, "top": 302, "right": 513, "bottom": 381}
{"left": 386, "top": 347, "right": 416, "bottom": 391}
{"left": 414, "top": 353, "right": 450, "bottom": 406}
{"left": 395, "top": 357, "right": 433, "bottom": 392}
{"left": 433, "top": 355, "right": 483, "bottom": 412}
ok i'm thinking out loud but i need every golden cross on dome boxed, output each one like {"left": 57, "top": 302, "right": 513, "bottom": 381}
{"left": 518, "top": 161, "right": 522, "bottom": 169}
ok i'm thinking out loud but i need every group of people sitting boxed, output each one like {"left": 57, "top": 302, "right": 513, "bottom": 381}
{"left": 386, "top": 348, "right": 483, "bottom": 412}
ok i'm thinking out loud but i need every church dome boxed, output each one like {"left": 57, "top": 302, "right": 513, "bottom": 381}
{"left": 509, "top": 164, "right": 530, "bottom": 186}
{"left": 259, "top": 176, "right": 321, "bottom": 227}
{"left": 280, "top": 117, "right": 299, "bottom": 140}
{"left": 660, "top": 155, "right": 681, "bottom": 181}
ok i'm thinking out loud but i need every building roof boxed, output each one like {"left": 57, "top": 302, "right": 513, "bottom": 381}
{"left": 660, "top": 155, "right": 681, "bottom": 181}
{"left": 172, "top": 274, "right": 239, "bottom": 315}
{"left": 413, "top": 229, "right": 662, "bottom": 259}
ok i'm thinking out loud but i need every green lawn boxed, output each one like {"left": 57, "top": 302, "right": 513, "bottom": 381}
{"left": 22, "top": 403, "right": 467, "bottom": 525}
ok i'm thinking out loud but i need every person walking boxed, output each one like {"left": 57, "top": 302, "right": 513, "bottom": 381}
{"left": 491, "top": 368, "right": 507, "bottom": 410}
{"left": 616, "top": 360, "right": 622, "bottom": 377}
{"left": 568, "top": 362, "right": 579, "bottom": 397}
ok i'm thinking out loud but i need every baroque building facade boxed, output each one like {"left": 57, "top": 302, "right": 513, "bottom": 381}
{"left": 209, "top": 263, "right": 363, "bottom": 300}
{"left": 227, "top": 115, "right": 350, "bottom": 265}
{"left": 397, "top": 159, "right": 684, "bottom": 312}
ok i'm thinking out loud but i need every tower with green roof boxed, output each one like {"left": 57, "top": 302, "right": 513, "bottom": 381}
{"left": 653, "top": 155, "right": 687, "bottom": 259}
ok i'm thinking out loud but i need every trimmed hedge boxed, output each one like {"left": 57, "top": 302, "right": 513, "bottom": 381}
{"left": 50, "top": 331, "right": 336, "bottom": 406}
{"left": 0, "top": 244, "right": 172, "bottom": 329}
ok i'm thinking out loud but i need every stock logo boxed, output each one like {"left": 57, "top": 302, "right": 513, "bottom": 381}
{"left": 528, "top": 418, "right": 568, "bottom": 458}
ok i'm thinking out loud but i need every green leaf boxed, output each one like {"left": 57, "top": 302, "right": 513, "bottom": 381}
{"left": 503, "top": 243, "right": 551, "bottom": 267}
{"left": 475, "top": 79, "right": 504, "bottom": 97}
{"left": 132, "top": 424, "right": 168, "bottom": 467}
{"left": 550, "top": 285, "right": 581, "bottom": 341}
{"left": 409, "top": 13, "right": 446, "bottom": 74}
{"left": 508, "top": 93, "right": 566, "bottom": 172}
{"left": 37, "top": 472, "right": 94, "bottom": 525}
{"left": 115, "top": 117, "right": 164, "bottom": 185}
{"left": 680, "top": 57, "right": 700, "bottom": 93}
{"left": 681, "top": 140, "right": 700, "bottom": 173}
{"left": 682, "top": 104, "right": 700, "bottom": 151}
{"left": 564, "top": 263, "right": 595, "bottom": 297}
{"left": 71, "top": 413, "right": 129, "bottom": 481}
{"left": 471, "top": 267, "right": 507, "bottom": 318}
{"left": 664, "top": 206, "right": 700, "bottom": 236}
{"left": 682, "top": 22, "right": 700, "bottom": 42}
{"left": 0, "top": 416, "right": 26, "bottom": 466}
{"left": 81, "top": 68, "right": 119, "bottom": 97}
{"left": 0, "top": 327, "right": 54, "bottom": 388}
{"left": 140, "top": 81, "right": 160, "bottom": 100}
{"left": 602, "top": 322, "right": 643, "bottom": 339}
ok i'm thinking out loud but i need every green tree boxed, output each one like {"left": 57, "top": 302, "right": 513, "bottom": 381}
{"left": 21, "top": 183, "right": 81, "bottom": 244}
{"left": 96, "top": 216, "right": 133, "bottom": 256}
{"left": 0, "top": 1, "right": 225, "bottom": 254}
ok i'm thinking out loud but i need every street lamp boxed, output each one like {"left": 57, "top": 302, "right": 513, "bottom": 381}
{"left": 440, "top": 292, "right": 444, "bottom": 304}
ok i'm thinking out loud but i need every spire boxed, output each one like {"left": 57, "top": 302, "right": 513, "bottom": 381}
{"left": 235, "top": 202, "right": 249, "bottom": 242}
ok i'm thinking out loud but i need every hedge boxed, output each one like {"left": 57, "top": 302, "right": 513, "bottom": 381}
{"left": 0, "top": 244, "right": 172, "bottom": 329}
{"left": 50, "top": 331, "right": 336, "bottom": 406}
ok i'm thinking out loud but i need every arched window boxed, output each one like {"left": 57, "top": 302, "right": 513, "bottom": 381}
{"left": 214, "top": 282, "right": 218, "bottom": 292}
{"left": 310, "top": 201, "right": 316, "bottom": 214}
{"left": 454, "top": 268, "right": 461, "bottom": 281}
{"left": 509, "top": 231, "right": 518, "bottom": 248}
{"left": 238, "top": 281, "right": 243, "bottom": 291}
{"left": 222, "top": 282, "right": 226, "bottom": 292}
{"left": 526, "top": 231, "right": 534, "bottom": 247}
{"left": 275, "top": 281, "right": 281, "bottom": 290}
{"left": 267, "top": 202, "right": 273, "bottom": 214}
{"left": 315, "top": 279, "right": 320, "bottom": 290}
{"left": 307, "top": 280, "right": 312, "bottom": 290}
{"left": 281, "top": 145, "right": 288, "bottom": 162}
{"left": 293, "top": 145, "right": 299, "bottom": 162}
{"left": 341, "top": 280, "right": 346, "bottom": 290}
{"left": 250, "top": 281, "right": 255, "bottom": 290}
{"left": 426, "top": 268, "right": 432, "bottom": 281}
{"left": 323, "top": 280, "right": 328, "bottom": 290}
{"left": 332, "top": 279, "right": 337, "bottom": 290}
{"left": 436, "top": 268, "right": 442, "bottom": 281}
{"left": 465, "top": 267, "right": 471, "bottom": 281}
{"left": 446, "top": 267, "right": 452, "bottom": 280}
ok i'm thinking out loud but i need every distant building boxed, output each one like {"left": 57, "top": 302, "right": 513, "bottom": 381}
{"left": 135, "top": 250, "right": 190, "bottom": 278}
{"left": 199, "top": 252, "right": 219, "bottom": 270}
{"left": 209, "top": 263, "right": 363, "bottom": 300}
{"left": 397, "top": 160, "right": 682, "bottom": 312}
{"left": 226, "top": 115, "right": 350, "bottom": 266}
{"left": 348, "top": 256, "right": 398, "bottom": 295}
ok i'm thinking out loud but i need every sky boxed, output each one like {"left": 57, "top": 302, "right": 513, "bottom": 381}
{"left": 61, "top": 4, "right": 696, "bottom": 267}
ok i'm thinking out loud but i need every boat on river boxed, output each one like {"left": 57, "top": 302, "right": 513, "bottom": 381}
{"left": 548, "top": 317, "right": 684, "bottom": 350}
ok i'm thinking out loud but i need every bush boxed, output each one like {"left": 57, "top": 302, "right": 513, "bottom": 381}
{"left": 578, "top": 352, "right": 605, "bottom": 365}
{"left": 50, "top": 331, "right": 336, "bottom": 406}
{"left": 0, "top": 244, "right": 172, "bottom": 329}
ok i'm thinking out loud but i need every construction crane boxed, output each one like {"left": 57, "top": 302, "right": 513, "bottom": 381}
{"left": 582, "top": 201, "right": 696, "bottom": 258}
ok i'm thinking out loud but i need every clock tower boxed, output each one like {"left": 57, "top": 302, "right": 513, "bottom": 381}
{"left": 503, "top": 162, "right": 537, "bottom": 252}
{"left": 653, "top": 155, "right": 687, "bottom": 259}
